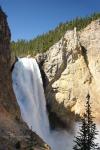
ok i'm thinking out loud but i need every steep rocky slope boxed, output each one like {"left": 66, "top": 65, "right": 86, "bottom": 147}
{"left": 36, "top": 19, "right": 100, "bottom": 124}
{"left": 0, "top": 8, "right": 50, "bottom": 150}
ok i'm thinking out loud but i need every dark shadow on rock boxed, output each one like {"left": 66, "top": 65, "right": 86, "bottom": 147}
{"left": 81, "top": 45, "right": 93, "bottom": 83}
{"left": 38, "top": 59, "right": 49, "bottom": 90}
{"left": 38, "top": 61, "right": 76, "bottom": 133}
{"left": 81, "top": 45, "right": 88, "bottom": 67}
{"left": 10, "top": 56, "right": 19, "bottom": 72}
{"left": 46, "top": 98, "right": 75, "bottom": 132}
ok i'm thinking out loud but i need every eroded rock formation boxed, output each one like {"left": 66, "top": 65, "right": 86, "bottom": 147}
{"left": 36, "top": 20, "right": 100, "bottom": 124}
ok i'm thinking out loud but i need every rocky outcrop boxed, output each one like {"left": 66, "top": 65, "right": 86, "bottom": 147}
{"left": 0, "top": 8, "right": 50, "bottom": 150}
{"left": 36, "top": 20, "right": 100, "bottom": 124}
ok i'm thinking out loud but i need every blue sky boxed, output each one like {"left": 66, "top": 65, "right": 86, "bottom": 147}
{"left": 0, "top": 0, "right": 100, "bottom": 41}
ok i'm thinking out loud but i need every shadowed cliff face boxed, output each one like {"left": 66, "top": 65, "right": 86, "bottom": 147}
{"left": 36, "top": 20, "right": 100, "bottom": 125}
{"left": 0, "top": 8, "right": 50, "bottom": 150}
{"left": 0, "top": 7, "right": 20, "bottom": 118}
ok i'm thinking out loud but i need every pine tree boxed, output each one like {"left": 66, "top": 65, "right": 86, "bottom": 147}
{"left": 73, "top": 93, "right": 100, "bottom": 150}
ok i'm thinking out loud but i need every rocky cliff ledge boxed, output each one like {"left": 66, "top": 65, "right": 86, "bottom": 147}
{"left": 36, "top": 19, "right": 100, "bottom": 125}
{"left": 0, "top": 8, "right": 50, "bottom": 150}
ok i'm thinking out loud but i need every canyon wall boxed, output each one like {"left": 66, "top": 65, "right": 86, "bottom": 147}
{"left": 36, "top": 19, "right": 100, "bottom": 124}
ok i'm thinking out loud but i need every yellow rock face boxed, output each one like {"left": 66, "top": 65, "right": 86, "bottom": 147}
{"left": 41, "top": 20, "right": 100, "bottom": 122}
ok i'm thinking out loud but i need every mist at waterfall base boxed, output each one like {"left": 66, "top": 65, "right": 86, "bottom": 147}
{"left": 12, "top": 57, "right": 100, "bottom": 150}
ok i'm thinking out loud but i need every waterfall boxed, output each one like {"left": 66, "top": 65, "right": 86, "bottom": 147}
{"left": 12, "top": 57, "right": 100, "bottom": 149}
{"left": 12, "top": 58, "right": 50, "bottom": 138}
{"left": 12, "top": 57, "right": 74, "bottom": 150}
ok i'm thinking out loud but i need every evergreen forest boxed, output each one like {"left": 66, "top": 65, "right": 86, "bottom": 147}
{"left": 11, "top": 13, "right": 100, "bottom": 57}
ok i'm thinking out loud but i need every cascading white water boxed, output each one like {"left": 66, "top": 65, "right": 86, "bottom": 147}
{"left": 12, "top": 57, "right": 100, "bottom": 150}
{"left": 12, "top": 57, "right": 74, "bottom": 150}
{"left": 12, "top": 58, "right": 50, "bottom": 138}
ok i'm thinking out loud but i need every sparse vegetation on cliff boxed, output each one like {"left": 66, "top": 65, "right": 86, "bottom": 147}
{"left": 11, "top": 13, "right": 100, "bottom": 57}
